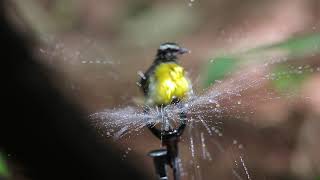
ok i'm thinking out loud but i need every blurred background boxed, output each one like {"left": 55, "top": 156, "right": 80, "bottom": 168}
{"left": 2, "top": 0, "right": 320, "bottom": 179}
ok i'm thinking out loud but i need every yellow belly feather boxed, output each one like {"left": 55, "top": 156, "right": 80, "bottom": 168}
{"left": 148, "top": 63, "right": 191, "bottom": 105}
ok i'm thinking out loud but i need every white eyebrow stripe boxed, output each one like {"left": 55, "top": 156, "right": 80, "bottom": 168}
{"left": 159, "top": 44, "right": 179, "bottom": 50}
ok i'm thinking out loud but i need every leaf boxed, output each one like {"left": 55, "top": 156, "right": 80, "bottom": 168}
{"left": 271, "top": 65, "right": 309, "bottom": 93}
{"left": 203, "top": 56, "right": 237, "bottom": 87}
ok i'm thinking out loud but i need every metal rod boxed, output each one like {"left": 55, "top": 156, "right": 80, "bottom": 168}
{"left": 149, "top": 149, "right": 168, "bottom": 180}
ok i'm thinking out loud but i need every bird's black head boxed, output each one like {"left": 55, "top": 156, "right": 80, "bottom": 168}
{"left": 155, "top": 42, "right": 189, "bottom": 62}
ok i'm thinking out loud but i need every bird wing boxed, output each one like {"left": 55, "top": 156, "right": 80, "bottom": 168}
{"left": 139, "top": 63, "right": 157, "bottom": 96}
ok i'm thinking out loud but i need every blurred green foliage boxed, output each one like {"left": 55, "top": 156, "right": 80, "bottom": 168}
{"left": 251, "top": 33, "right": 320, "bottom": 56}
{"left": 0, "top": 152, "right": 9, "bottom": 178}
{"left": 204, "top": 56, "right": 237, "bottom": 87}
{"left": 121, "top": 4, "right": 198, "bottom": 46}
{"left": 271, "top": 65, "right": 310, "bottom": 93}
{"left": 204, "top": 33, "right": 320, "bottom": 88}
{"left": 51, "top": 0, "right": 77, "bottom": 30}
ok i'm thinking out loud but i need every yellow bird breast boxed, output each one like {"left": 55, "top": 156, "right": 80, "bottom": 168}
{"left": 148, "top": 63, "right": 191, "bottom": 106}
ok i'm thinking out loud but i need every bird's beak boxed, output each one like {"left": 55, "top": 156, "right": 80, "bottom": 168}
{"left": 179, "top": 47, "right": 190, "bottom": 54}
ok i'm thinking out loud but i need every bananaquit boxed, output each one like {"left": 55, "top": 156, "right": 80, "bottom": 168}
{"left": 139, "top": 42, "right": 192, "bottom": 107}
